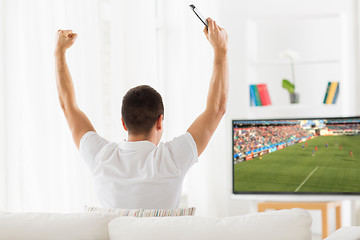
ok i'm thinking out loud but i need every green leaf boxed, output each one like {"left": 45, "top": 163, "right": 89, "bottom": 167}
{"left": 282, "top": 79, "right": 295, "bottom": 93}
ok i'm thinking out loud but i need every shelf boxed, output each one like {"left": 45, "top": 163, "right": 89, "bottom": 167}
{"left": 249, "top": 104, "right": 306, "bottom": 110}
{"left": 247, "top": 104, "right": 343, "bottom": 119}
{"left": 242, "top": 11, "right": 351, "bottom": 119}
{"left": 249, "top": 103, "right": 340, "bottom": 110}
{"left": 248, "top": 59, "right": 341, "bottom": 66}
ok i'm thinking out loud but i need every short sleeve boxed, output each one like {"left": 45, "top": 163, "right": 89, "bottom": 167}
{"left": 164, "top": 132, "right": 198, "bottom": 175}
{"left": 79, "top": 131, "right": 109, "bottom": 171}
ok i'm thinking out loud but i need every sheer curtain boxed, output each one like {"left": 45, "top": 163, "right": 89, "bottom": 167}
{"left": 0, "top": 0, "right": 106, "bottom": 212}
{"left": 0, "top": 0, "right": 225, "bottom": 215}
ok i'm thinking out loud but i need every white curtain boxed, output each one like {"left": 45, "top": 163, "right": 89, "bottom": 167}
{"left": 0, "top": 0, "right": 225, "bottom": 215}
{"left": 0, "top": 0, "right": 105, "bottom": 212}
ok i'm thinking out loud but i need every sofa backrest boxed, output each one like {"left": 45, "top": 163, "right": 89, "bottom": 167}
{"left": 0, "top": 211, "right": 118, "bottom": 240}
{"left": 0, "top": 208, "right": 312, "bottom": 240}
{"left": 108, "top": 208, "right": 312, "bottom": 240}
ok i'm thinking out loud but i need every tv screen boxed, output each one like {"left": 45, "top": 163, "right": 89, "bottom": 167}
{"left": 232, "top": 117, "right": 360, "bottom": 195}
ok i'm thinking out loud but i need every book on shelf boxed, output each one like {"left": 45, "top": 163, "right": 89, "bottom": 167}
{"left": 249, "top": 84, "right": 271, "bottom": 106}
{"left": 253, "top": 85, "right": 262, "bottom": 106}
{"left": 249, "top": 85, "right": 256, "bottom": 106}
{"left": 323, "top": 82, "right": 331, "bottom": 104}
{"left": 323, "top": 81, "right": 339, "bottom": 104}
{"left": 332, "top": 83, "right": 340, "bottom": 104}
{"left": 257, "top": 84, "right": 271, "bottom": 106}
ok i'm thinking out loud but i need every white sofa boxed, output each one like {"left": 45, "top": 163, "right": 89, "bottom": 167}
{"left": 0, "top": 208, "right": 312, "bottom": 240}
{"left": 324, "top": 226, "right": 360, "bottom": 240}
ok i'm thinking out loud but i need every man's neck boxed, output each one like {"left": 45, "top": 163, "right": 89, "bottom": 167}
{"left": 128, "top": 134, "right": 157, "bottom": 145}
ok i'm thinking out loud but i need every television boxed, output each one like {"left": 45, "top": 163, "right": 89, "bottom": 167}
{"left": 232, "top": 117, "right": 360, "bottom": 196}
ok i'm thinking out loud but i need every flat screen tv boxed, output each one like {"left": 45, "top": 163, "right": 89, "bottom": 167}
{"left": 232, "top": 117, "right": 360, "bottom": 195}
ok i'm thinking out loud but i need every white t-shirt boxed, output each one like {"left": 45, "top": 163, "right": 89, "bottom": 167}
{"left": 79, "top": 131, "right": 198, "bottom": 209}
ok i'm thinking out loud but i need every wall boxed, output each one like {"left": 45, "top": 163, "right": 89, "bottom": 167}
{"left": 196, "top": 0, "right": 360, "bottom": 231}
{"left": 0, "top": 0, "right": 6, "bottom": 210}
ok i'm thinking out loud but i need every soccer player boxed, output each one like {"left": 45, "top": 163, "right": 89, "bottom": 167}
{"left": 54, "top": 18, "right": 229, "bottom": 209}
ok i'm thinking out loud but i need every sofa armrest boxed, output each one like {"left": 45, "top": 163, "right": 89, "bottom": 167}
{"left": 325, "top": 227, "right": 360, "bottom": 240}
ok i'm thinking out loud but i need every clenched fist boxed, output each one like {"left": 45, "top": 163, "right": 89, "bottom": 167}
{"left": 55, "top": 30, "right": 78, "bottom": 55}
{"left": 203, "top": 18, "right": 228, "bottom": 58}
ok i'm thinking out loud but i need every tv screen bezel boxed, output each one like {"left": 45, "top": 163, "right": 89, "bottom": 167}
{"left": 232, "top": 116, "right": 360, "bottom": 196}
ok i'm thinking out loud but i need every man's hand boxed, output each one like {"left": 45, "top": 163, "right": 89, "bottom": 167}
{"left": 55, "top": 30, "right": 78, "bottom": 55}
{"left": 203, "top": 18, "right": 228, "bottom": 59}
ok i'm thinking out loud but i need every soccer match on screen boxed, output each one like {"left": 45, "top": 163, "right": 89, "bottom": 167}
{"left": 233, "top": 117, "right": 360, "bottom": 194}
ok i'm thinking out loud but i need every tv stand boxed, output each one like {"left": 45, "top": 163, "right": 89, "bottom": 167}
{"left": 258, "top": 201, "right": 341, "bottom": 239}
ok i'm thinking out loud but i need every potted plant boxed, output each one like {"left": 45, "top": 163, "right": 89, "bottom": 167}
{"left": 279, "top": 49, "right": 299, "bottom": 104}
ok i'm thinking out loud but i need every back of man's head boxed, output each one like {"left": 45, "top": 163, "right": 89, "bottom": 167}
{"left": 121, "top": 85, "right": 164, "bottom": 136}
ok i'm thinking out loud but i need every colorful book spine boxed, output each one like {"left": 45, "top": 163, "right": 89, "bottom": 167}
{"left": 249, "top": 84, "right": 271, "bottom": 106}
{"left": 324, "top": 82, "right": 339, "bottom": 104}
{"left": 332, "top": 83, "right": 340, "bottom": 104}
{"left": 263, "top": 84, "right": 272, "bottom": 105}
{"left": 257, "top": 84, "right": 271, "bottom": 105}
{"left": 257, "top": 84, "right": 267, "bottom": 106}
{"left": 323, "top": 82, "right": 331, "bottom": 104}
{"left": 253, "top": 85, "right": 262, "bottom": 106}
{"left": 249, "top": 85, "right": 256, "bottom": 106}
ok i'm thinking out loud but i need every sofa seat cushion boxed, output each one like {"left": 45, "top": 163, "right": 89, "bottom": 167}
{"left": 108, "top": 208, "right": 312, "bottom": 240}
{"left": 0, "top": 212, "right": 118, "bottom": 240}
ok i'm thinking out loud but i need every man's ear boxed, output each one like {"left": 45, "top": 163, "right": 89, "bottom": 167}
{"left": 121, "top": 117, "right": 128, "bottom": 131}
{"left": 156, "top": 114, "right": 164, "bottom": 130}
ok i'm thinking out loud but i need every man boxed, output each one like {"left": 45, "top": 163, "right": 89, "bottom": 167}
{"left": 349, "top": 150, "right": 353, "bottom": 157}
{"left": 54, "top": 18, "right": 228, "bottom": 209}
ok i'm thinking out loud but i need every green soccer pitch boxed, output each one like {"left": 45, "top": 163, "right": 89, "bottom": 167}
{"left": 233, "top": 135, "right": 360, "bottom": 193}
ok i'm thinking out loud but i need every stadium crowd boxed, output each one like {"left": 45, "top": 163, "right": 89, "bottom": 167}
{"left": 234, "top": 125, "right": 311, "bottom": 154}
{"left": 327, "top": 124, "right": 360, "bottom": 131}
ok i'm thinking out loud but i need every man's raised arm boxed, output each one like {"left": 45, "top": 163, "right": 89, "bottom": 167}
{"left": 55, "top": 30, "right": 95, "bottom": 149}
{"left": 187, "top": 18, "right": 229, "bottom": 156}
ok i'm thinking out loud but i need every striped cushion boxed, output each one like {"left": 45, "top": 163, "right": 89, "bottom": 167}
{"left": 84, "top": 206, "right": 196, "bottom": 217}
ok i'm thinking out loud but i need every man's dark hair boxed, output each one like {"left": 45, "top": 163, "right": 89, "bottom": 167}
{"left": 121, "top": 85, "right": 164, "bottom": 135}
